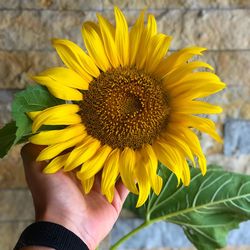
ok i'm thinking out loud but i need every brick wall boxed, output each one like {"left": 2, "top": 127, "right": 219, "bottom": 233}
{"left": 0, "top": 0, "right": 250, "bottom": 249}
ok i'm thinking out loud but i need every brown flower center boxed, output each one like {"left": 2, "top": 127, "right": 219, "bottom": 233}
{"left": 80, "top": 67, "right": 169, "bottom": 150}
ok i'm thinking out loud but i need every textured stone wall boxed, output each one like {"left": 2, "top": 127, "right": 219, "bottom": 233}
{"left": 0, "top": 0, "right": 250, "bottom": 249}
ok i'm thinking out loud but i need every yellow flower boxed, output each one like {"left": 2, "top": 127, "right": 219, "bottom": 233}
{"left": 28, "top": 7, "right": 225, "bottom": 207}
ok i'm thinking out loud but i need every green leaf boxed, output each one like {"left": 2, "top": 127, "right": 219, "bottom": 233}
{"left": 124, "top": 164, "right": 250, "bottom": 250}
{"left": 0, "top": 121, "right": 17, "bottom": 158}
{"left": 12, "top": 85, "right": 64, "bottom": 143}
{"left": 124, "top": 192, "right": 147, "bottom": 219}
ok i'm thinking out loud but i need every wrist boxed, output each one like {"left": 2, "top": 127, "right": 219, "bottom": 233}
{"left": 37, "top": 211, "right": 95, "bottom": 250}
{"left": 15, "top": 222, "right": 89, "bottom": 250}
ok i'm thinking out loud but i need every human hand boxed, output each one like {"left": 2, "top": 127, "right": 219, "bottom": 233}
{"left": 21, "top": 143, "right": 129, "bottom": 250}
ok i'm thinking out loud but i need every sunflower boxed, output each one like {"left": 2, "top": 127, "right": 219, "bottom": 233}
{"left": 28, "top": 7, "right": 225, "bottom": 207}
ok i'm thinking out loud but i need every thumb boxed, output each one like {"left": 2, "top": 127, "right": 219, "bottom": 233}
{"left": 21, "top": 143, "right": 45, "bottom": 166}
{"left": 21, "top": 143, "right": 47, "bottom": 183}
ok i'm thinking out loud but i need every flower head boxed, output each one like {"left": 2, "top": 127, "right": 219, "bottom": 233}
{"left": 28, "top": 7, "right": 225, "bottom": 207}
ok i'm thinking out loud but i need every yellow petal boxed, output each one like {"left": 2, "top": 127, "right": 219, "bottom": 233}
{"left": 43, "top": 153, "right": 70, "bottom": 174}
{"left": 136, "top": 14, "right": 158, "bottom": 69}
{"left": 97, "top": 14, "right": 120, "bottom": 68}
{"left": 189, "top": 116, "right": 223, "bottom": 143}
{"left": 64, "top": 136, "right": 101, "bottom": 171}
{"left": 79, "top": 176, "right": 95, "bottom": 194}
{"left": 147, "top": 14, "right": 157, "bottom": 35}
{"left": 129, "top": 11, "right": 144, "bottom": 66}
{"left": 141, "top": 144, "right": 163, "bottom": 195}
{"left": 161, "top": 133, "right": 195, "bottom": 165}
{"left": 36, "top": 134, "right": 86, "bottom": 161}
{"left": 28, "top": 111, "right": 41, "bottom": 120}
{"left": 171, "top": 101, "right": 223, "bottom": 115}
{"left": 170, "top": 115, "right": 222, "bottom": 143}
{"left": 105, "top": 186, "right": 116, "bottom": 203}
{"left": 163, "top": 61, "right": 214, "bottom": 86}
{"left": 82, "top": 22, "right": 111, "bottom": 72}
{"left": 52, "top": 39, "right": 99, "bottom": 79}
{"left": 35, "top": 114, "right": 81, "bottom": 133}
{"left": 166, "top": 46, "right": 206, "bottom": 69}
{"left": 49, "top": 86, "right": 82, "bottom": 101}
{"left": 165, "top": 71, "right": 221, "bottom": 90}
{"left": 154, "top": 47, "right": 207, "bottom": 78}
{"left": 119, "top": 147, "right": 138, "bottom": 194}
{"left": 32, "top": 77, "right": 83, "bottom": 101}
{"left": 181, "top": 158, "right": 191, "bottom": 186}
{"left": 170, "top": 81, "right": 226, "bottom": 100}
{"left": 85, "top": 21, "right": 102, "bottom": 37}
{"left": 198, "top": 154, "right": 207, "bottom": 176}
{"left": 114, "top": 6, "right": 129, "bottom": 66}
{"left": 101, "top": 148, "right": 120, "bottom": 199}
{"left": 32, "top": 67, "right": 89, "bottom": 90}
{"left": 134, "top": 151, "right": 151, "bottom": 207}
{"left": 152, "top": 139, "right": 182, "bottom": 183}
{"left": 30, "top": 104, "right": 81, "bottom": 133}
{"left": 78, "top": 145, "right": 112, "bottom": 180}
{"left": 154, "top": 134, "right": 192, "bottom": 186}
{"left": 145, "top": 34, "right": 172, "bottom": 74}
{"left": 169, "top": 125, "right": 207, "bottom": 175}
{"left": 29, "top": 124, "right": 85, "bottom": 145}
{"left": 136, "top": 179, "right": 151, "bottom": 208}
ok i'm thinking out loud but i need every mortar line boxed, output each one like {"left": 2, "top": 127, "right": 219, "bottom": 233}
{"left": 0, "top": 7, "right": 250, "bottom": 12}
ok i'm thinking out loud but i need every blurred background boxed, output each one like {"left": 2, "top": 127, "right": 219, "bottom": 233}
{"left": 0, "top": 0, "right": 250, "bottom": 249}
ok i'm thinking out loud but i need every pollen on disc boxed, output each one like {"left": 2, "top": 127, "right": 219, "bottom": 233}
{"left": 80, "top": 67, "right": 169, "bottom": 150}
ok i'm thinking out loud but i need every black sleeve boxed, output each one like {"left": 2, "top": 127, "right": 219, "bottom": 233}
{"left": 14, "top": 221, "right": 89, "bottom": 250}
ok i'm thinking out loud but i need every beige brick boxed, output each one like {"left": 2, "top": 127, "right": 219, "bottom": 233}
{"left": 0, "top": 90, "right": 14, "bottom": 124}
{"left": 1, "top": 50, "right": 250, "bottom": 90}
{"left": 1, "top": 9, "right": 250, "bottom": 51}
{"left": 0, "top": 0, "right": 103, "bottom": 10}
{"left": 103, "top": 0, "right": 184, "bottom": 9}
{"left": 0, "top": 0, "right": 19, "bottom": 9}
{"left": 24, "top": 51, "right": 63, "bottom": 86}
{"left": 103, "top": 0, "right": 250, "bottom": 9}
{"left": 240, "top": 103, "right": 250, "bottom": 119}
{"left": 0, "top": 189, "right": 34, "bottom": 220}
{"left": 0, "top": 145, "right": 27, "bottom": 188}
{"left": 2, "top": 0, "right": 250, "bottom": 10}
{"left": 194, "top": 51, "right": 250, "bottom": 87}
{"left": 206, "top": 86, "right": 250, "bottom": 122}
{"left": 101, "top": 9, "right": 139, "bottom": 27}
{"left": 186, "top": 0, "right": 250, "bottom": 8}
{"left": 0, "top": 51, "right": 27, "bottom": 89}
{"left": 0, "top": 10, "right": 96, "bottom": 51}
{"left": 101, "top": 9, "right": 183, "bottom": 35}
{"left": 20, "top": 0, "right": 103, "bottom": 10}
{"left": 178, "top": 9, "right": 250, "bottom": 50}
{"left": 0, "top": 221, "right": 33, "bottom": 250}
{"left": 103, "top": 9, "right": 250, "bottom": 50}
{"left": 155, "top": 10, "right": 191, "bottom": 49}
{"left": 0, "top": 51, "right": 62, "bottom": 89}
{"left": 207, "top": 154, "right": 250, "bottom": 173}
{"left": 200, "top": 123, "right": 224, "bottom": 155}
{"left": 197, "top": 85, "right": 250, "bottom": 158}
{"left": 0, "top": 92, "right": 26, "bottom": 189}
{"left": 215, "top": 51, "right": 250, "bottom": 87}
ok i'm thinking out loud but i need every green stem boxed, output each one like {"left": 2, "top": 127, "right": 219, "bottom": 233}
{"left": 110, "top": 220, "right": 152, "bottom": 250}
